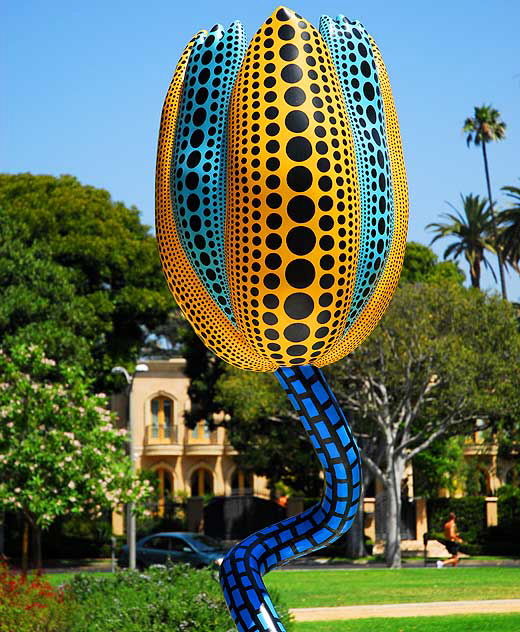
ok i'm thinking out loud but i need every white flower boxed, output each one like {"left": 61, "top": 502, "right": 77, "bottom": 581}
{"left": 68, "top": 481, "right": 76, "bottom": 489}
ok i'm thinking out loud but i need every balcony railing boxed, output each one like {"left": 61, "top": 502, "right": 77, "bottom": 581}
{"left": 145, "top": 424, "right": 178, "bottom": 444}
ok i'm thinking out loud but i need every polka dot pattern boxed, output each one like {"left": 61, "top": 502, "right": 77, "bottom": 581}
{"left": 320, "top": 15, "right": 394, "bottom": 331}
{"left": 156, "top": 8, "right": 408, "bottom": 374}
{"left": 172, "top": 22, "right": 246, "bottom": 321}
{"left": 315, "top": 34, "right": 408, "bottom": 366}
{"left": 155, "top": 31, "right": 275, "bottom": 372}
{"left": 226, "top": 7, "right": 361, "bottom": 367}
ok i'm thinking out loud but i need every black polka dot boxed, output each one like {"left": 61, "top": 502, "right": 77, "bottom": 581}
{"left": 266, "top": 106, "right": 279, "bottom": 119}
{"left": 286, "top": 259, "right": 315, "bottom": 288}
{"left": 281, "top": 64, "right": 303, "bottom": 83}
{"left": 287, "top": 166, "right": 312, "bottom": 192}
{"left": 284, "top": 293, "right": 314, "bottom": 319}
{"left": 287, "top": 226, "right": 316, "bottom": 255}
{"left": 284, "top": 87, "right": 306, "bottom": 106}
{"left": 287, "top": 195, "right": 315, "bottom": 222}
{"left": 264, "top": 294, "right": 279, "bottom": 309}
{"left": 284, "top": 323, "right": 310, "bottom": 342}
{"left": 266, "top": 233, "right": 282, "bottom": 249}
{"left": 285, "top": 110, "right": 309, "bottom": 133}
{"left": 276, "top": 7, "right": 291, "bottom": 20}
{"left": 278, "top": 24, "right": 295, "bottom": 40}
{"left": 280, "top": 44, "right": 299, "bottom": 61}
{"left": 286, "top": 137, "right": 312, "bottom": 162}
{"left": 266, "top": 193, "right": 282, "bottom": 208}
{"left": 287, "top": 344, "right": 308, "bottom": 356}
{"left": 266, "top": 213, "right": 282, "bottom": 229}
{"left": 264, "top": 273, "right": 280, "bottom": 289}
{"left": 363, "top": 82, "right": 375, "bottom": 100}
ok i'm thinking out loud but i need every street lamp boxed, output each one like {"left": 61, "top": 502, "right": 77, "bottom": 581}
{"left": 111, "top": 363, "right": 149, "bottom": 570}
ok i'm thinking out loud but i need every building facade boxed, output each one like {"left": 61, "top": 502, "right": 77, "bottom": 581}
{"left": 111, "top": 359, "right": 269, "bottom": 533}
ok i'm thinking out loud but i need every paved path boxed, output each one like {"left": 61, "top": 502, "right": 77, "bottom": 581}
{"left": 290, "top": 599, "right": 520, "bottom": 621}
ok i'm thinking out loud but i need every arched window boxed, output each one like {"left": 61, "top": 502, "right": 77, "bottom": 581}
{"left": 190, "top": 468, "right": 213, "bottom": 497}
{"left": 150, "top": 396, "right": 174, "bottom": 442}
{"left": 155, "top": 467, "right": 174, "bottom": 517}
{"left": 231, "top": 469, "right": 254, "bottom": 496}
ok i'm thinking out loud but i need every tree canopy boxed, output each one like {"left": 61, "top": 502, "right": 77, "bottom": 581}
{"left": 0, "top": 174, "right": 171, "bottom": 387}
{"left": 0, "top": 344, "right": 153, "bottom": 530}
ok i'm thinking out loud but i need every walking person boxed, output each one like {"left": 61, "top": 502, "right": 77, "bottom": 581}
{"left": 437, "top": 512, "right": 463, "bottom": 568}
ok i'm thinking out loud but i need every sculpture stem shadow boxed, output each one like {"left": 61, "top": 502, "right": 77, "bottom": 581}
{"left": 219, "top": 364, "right": 362, "bottom": 632}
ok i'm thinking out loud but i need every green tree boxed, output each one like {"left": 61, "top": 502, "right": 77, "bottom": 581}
{"left": 0, "top": 174, "right": 171, "bottom": 387}
{"left": 0, "top": 344, "right": 154, "bottom": 571}
{"left": 498, "top": 184, "right": 520, "bottom": 274}
{"left": 400, "top": 241, "right": 464, "bottom": 285}
{"left": 427, "top": 194, "right": 496, "bottom": 289}
{"left": 463, "top": 105, "right": 507, "bottom": 298}
{"left": 216, "top": 283, "right": 520, "bottom": 568}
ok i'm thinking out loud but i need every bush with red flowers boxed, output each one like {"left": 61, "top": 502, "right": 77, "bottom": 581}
{"left": 0, "top": 563, "right": 71, "bottom": 632}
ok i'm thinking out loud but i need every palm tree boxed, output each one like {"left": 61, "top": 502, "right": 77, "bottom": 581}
{"left": 427, "top": 194, "right": 496, "bottom": 289}
{"left": 463, "top": 105, "right": 507, "bottom": 298}
{"left": 498, "top": 184, "right": 520, "bottom": 274}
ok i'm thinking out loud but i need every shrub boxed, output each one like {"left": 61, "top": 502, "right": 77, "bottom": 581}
{"left": 498, "top": 484, "right": 520, "bottom": 529}
{"left": 65, "top": 565, "right": 294, "bottom": 631}
{"left": 0, "top": 563, "right": 71, "bottom": 632}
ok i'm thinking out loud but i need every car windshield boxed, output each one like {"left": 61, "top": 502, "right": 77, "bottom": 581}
{"left": 188, "top": 535, "right": 221, "bottom": 552}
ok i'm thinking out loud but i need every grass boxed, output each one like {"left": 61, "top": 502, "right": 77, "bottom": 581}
{"left": 265, "top": 567, "right": 520, "bottom": 608}
{"left": 295, "top": 613, "right": 520, "bottom": 632}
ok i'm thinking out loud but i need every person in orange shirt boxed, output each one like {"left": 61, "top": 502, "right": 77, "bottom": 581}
{"left": 437, "top": 512, "right": 463, "bottom": 568}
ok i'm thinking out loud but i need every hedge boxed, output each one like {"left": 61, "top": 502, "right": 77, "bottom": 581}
{"left": 427, "top": 497, "right": 487, "bottom": 554}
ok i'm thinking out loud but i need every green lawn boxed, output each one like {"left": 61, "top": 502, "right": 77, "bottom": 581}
{"left": 295, "top": 613, "right": 520, "bottom": 632}
{"left": 265, "top": 567, "right": 520, "bottom": 608}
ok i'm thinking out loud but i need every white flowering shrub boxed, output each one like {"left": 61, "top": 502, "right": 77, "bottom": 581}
{"left": 0, "top": 344, "right": 153, "bottom": 528}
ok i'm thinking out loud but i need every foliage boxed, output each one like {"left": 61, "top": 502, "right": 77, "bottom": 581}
{"left": 0, "top": 174, "right": 171, "bottom": 388}
{"left": 427, "top": 194, "right": 496, "bottom": 288}
{"left": 400, "top": 241, "right": 464, "bottom": 285}
{"left": 0, "top": 344, "right": 153, "bottom": 528}
{"left": 463, "top": 105, "right": 507, "bottom": 147}
{"left": 498, "top": 184, "right": 520, "bottom": 273}
{"left": 498, "top": 484, "right": 520, "bottom": 529}
{"left": 0, "top": 562, "right": 71, "bottom": 632}
{"left": 462, "top": 104, "right": 507, "bottom": 298}
{"left": 217, "top": 282, "right": 520, "bottom": 566}
{"left": 427, "top": 497, "right": 487, "bottom": 553}
{"left": 413, "top": 437, "right": 466, "bottom": 498}
{"left": 64, "top": 565, "right": 294, "bottom": 632}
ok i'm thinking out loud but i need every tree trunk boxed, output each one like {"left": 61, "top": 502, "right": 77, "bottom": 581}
{"left": 384, "top": 460, "right": 404, "bottom": 568}
{"left": 344, "top": 492, "right": 366, "bottom": 558}
{"left": 33, "top": 523, "right": 42, "bottom": 573}
{"left": 470, "top": 257, "right": 481, "bottom": 288}
{"left": 482, "top": 141, "right": 507, "bottom": 299}
{"left": 21, "top": 517, "right": 29, "bottom": 576}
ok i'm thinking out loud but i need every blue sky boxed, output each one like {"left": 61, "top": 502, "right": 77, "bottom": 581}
{"left": 3, "top": 0, "right": 520, "bottom": 299}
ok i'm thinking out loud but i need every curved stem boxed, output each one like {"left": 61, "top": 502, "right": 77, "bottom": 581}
{"left": 220, "top": 365, "right": 362, "bottom": 631}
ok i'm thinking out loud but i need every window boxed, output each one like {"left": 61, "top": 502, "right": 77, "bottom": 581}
{"left": 191, "top": 419, "right": 211, "bottom": 441}
{"left": 155, "top": 467, "right": 174, "bottom": 517}
{"left": 146, "top": 536, "right": 171, "bottom": 551}
{"left": 231, "top": 469, "right": 254, "bottom": 495}
{"left": 150, "top": 396, "right": 174, "bottom": 441}
{"left": 190, "top": 468, "right": 213, "bottom": 497}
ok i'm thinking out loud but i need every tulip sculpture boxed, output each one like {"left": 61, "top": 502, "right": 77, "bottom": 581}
{"left": 156, "top": 6, "right": 407, "bottom": 631}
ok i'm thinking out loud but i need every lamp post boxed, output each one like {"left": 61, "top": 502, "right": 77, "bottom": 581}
{"left": 111, "top": 363, "right": 149, "bottom": 570}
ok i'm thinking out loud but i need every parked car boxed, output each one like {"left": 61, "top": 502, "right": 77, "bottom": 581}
{"left": 118, "top": 532, "right": 226, "bottom": 570}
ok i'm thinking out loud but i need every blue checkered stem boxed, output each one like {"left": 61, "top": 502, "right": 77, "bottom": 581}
{"left": 219, "top": 365, "right": 362, "bottom": 631}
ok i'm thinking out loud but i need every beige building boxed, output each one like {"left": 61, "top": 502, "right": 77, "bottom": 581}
{"left": 111, "top": 359, "right": 269, "bottom": 532}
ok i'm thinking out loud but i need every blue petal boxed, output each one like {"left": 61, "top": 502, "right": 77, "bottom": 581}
{"left": 172, "top": 21, "right": 246, "bottom": 322}
{"left": 320, "top": 15, "right": 394, "bottom": 335}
